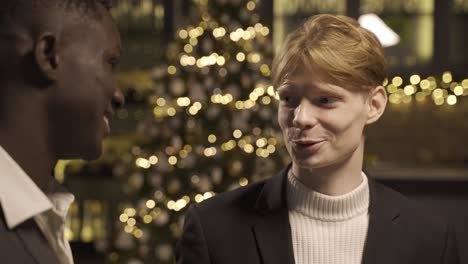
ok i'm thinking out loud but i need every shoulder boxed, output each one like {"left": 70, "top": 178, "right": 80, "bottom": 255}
{"left": 192, "top": 179, "right": 268, "bottom": 219}
{"left": 0, "top": 206, "right": 28, "bottom": 259}
{"left": 371, "top": 180, "right": 451, "bottom": 230}
{"left": 370, "top": 181, "right": 459, "bottom": 262}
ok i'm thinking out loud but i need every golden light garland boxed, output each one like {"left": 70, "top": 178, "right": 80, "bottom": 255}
{"left": 383, "top": 71, "right": 468, "bottom": 106}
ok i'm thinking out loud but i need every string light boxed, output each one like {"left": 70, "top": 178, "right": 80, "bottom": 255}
{"left": 383, "top": 73, "right": 467, "bottom": 106}
{"left": 189, "top": 38, "right": 198, "bottom": 46}
{"left": 195, "top": 194, "right": 204, "bottom": 203}
{"left": 177, "top": 97, "right": 191, "bottom": 107}
{"left": 146, "top": 200, "right": 156, "bottom": 209}
{"left": 178, "top": 30, "right": 188, "bottom": 39}
{"left": 124, "top": 226, "right": 134, "bottom": 233}
{"left": 410, "top": 74, "right": 421, "bottom": 85}
{"left": 136, "top": 158, "right": 151, "bottom": 169}
{"left": 167, "top": 66, "right": 177, "bottom": 75}
{"left": 156, "top": 98, "right": 166, "bottom": 106}
{"left": 149, "top": 155, "right": 158, "bottom": 165}
{"left": 392, "top": 76, "right": 403, "bottom": 87}
{"left": 134, "top": 229, "right": 143, "bottom": 238}
{"left": 239, "top": 177, "right": 249, "bottom": 186}
{"left": 447, "top": 95, "right": 457, "bottom": 105}
{"left": 167, "top": 107, "right": 176, "bottom": 116}
{"left": 403, "top": 85, "right": 416, "bottom": 96}
{"left": 203, "top": 192, "right": 213, "bottom": 199}
{"left": 184, "top": 44, "right": 193, "bottom": 53}
{"left": 143, "top": 215, "right": 153, "bottom": 224}
{"left": 208, "top": 134, "right": 217, "bottom": 143}
{"left": 204, "top": 147, "right": 217, "bottom": 157}
{"left": 246, "top": 1, "right": 256, "bottom": 11}
{"left": 168, "top": 156, "right": 178, "bottom": 165}
{"left": 442, "top": 71, "right": 452, "bottom": 83}
{"left": 127, "top": 218, "right": 136, "bottom": 227}
{"left": 236, "top": 52, "right": 246, "bottom": 62}
{"left": 420, "top": 79, "right": 430, "bottom": 89}
{"left": 119, "top": 214, "right": 128, "bottom": 222}
{"left": 212, "top": 27, "right": 226, "bottom": 38}
{"left": 243, "top": 144, "right": 254, "bottom": 153}
{"left": 454, "top": 86, "right": 463, "bottom": 96}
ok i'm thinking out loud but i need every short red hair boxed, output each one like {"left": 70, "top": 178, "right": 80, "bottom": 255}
{"left": 272, "top": 14, "right": 387, "bottom": 91}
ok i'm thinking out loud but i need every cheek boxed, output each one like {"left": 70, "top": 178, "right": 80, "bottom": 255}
{"left": 277, "top": 107, "right": 292, "bottom": 129}
{"left": 277, "top": 108, "right": 286, "bottom": 130}
{"left": 277, "top": 108, "right": 292, "bottom": 145}
{"left": 60, "top": 60, "right": 107, "bottom": 109}
{"left": 51, "top": 71, "right": 106, "bottom": 124}
{"left": 48, "top": 90, "right": 101, "bottom": 131}
{"left": 326, "top": 108, "right": 367, "bottom": 145}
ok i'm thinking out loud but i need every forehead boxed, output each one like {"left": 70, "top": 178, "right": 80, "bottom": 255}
{"left": 278, "top": 73, "right": 345, "bottom": 95}
{"left": 277, "top": 61, "right": 371, "bottom": 97}
{"left": 61, "top": 8, "right": 121, "bottom": 53}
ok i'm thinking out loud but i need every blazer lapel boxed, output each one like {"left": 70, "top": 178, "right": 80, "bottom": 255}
{"left": 252, "top": 166, "right": 295, "bottom": 264}
{"left": 362, "top": 179, "right": 402, "bottom": 264}
{"left": 15, "top": 218, "right": 60, "bottom": 264}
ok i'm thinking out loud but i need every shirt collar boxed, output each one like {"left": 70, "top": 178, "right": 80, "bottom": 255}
{"left": 47, "top": 188, "right": 75, "bottom": 219}
{"left": 286, "top": 169, "right": 370, "bottom": 221}
{"left": 0, "top": 145, "right": 53, "bottom": 229}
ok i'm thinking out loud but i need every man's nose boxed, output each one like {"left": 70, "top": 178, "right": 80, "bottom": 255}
{"left": 292, "top": 100, "right": 318, "bottom": 129}
{"left": 112, "top": 86, "right": 125, "bottom": 109}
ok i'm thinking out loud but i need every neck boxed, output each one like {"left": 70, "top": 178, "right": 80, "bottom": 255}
{"left": 292, "top": 139, "right": 365, "bottom": 196}
{"left": 0, "top": 91, "right": 56, "bottom": 191}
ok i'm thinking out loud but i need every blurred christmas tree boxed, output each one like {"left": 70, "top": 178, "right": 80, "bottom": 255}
{"left": 66, "top": 0, "right": 289, "bottom": 263}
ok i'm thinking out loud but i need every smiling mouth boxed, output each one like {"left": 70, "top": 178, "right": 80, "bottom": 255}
{"left": 103, "top": 110, "right": 113, "bottom": 135}
{"left": 103, "top": 115, "right": 110, "bottom": 134}
{"left": 292, "top": 139, "right": 324, "bottom": 145}
{"left": 291, "top": 139, "right": 325, "bottom": 153}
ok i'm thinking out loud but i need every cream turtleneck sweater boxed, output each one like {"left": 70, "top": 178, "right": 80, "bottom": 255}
{"left": 286, "top": 169, "right": 370, "bottom": 264}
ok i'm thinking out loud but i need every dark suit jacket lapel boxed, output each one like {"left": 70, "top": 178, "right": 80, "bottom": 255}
{"left": 252, "top": 166, "right": 295, "bottom": 264}
{"left": 362, "top": 179, "right": 402, "bottom": 264}
{"left": 15, "top": 219, "right": 60, "bottom": 264}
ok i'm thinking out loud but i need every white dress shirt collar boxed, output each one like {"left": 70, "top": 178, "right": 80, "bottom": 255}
{"left": 0, "top": 145, "right": 53, "bottom": 229}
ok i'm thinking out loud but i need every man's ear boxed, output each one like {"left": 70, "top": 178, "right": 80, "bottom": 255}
{"left": 34, "top": 33, "right": 59, "bottom": 81}
{"left": 366, "top": 85, "right": 388, "bottom": 125}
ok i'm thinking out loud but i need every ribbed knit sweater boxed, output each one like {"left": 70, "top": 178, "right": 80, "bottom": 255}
{"left": 286, "top": 170, "right": 370, "bottom": 264}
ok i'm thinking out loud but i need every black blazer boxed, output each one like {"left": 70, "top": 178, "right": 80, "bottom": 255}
{"left": 176, "top": 167, "right": 459, "bottom": 264}
{"left": 0, "top": 208, "right": 60, "bottom": 264}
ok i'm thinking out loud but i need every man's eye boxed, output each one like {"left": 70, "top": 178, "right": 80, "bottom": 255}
{"left": 317, "top": 97, "right": 338, "bottom": 106}
{"left": 280, "top": 96, "right": 301, "bottom": 109}
{"left": 109, "top": 58, "right": 119, "bottom": 70}
{"left": 280, "top": 95, "right": 294, "bottom": 104}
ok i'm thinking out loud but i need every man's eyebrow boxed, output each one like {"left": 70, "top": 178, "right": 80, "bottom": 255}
{"left": 276, "top": 84, "right": 294, "bottom": 94}
{"left": 302, "top": 82, "right": 344, "bottom": 94}
{"left": 277, "top": 79, "right": 299, "bottom": 90}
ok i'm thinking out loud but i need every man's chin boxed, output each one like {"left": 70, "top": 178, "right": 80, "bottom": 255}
{"left": 293, "top": 156, "right": 326, "bottom": 170}
{"left": 83, "top": 144, "right": 103, "bottom": 160}
{"left": 82, "top": 150, "right": 102, "bottom": 161}
{"left": 58, "top": 144, "right": 103, "bottom": 161}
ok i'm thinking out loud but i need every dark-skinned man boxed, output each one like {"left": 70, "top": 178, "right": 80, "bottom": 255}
{"left": 0, "top": 1, "right": 124, "bottom": 263}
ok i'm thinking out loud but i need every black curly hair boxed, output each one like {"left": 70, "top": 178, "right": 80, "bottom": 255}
{"left": 0, "top": 0, "right": 114, "bottom": 23}
{"left": 0, "top": 0, "right": 116, "bottom": 81}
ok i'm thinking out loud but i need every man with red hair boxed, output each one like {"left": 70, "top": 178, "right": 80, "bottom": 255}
{"left": 176, "top": 14, "right": 458, "bottom": 264}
